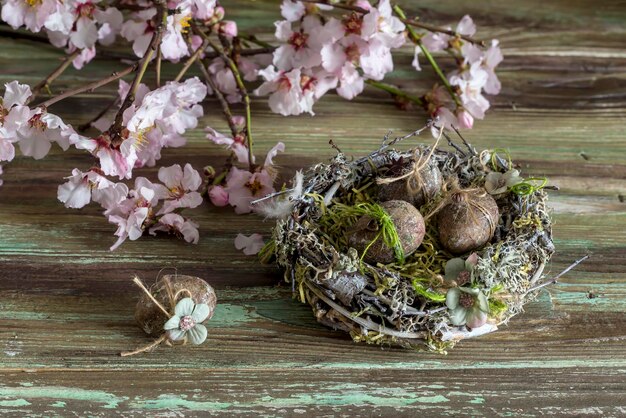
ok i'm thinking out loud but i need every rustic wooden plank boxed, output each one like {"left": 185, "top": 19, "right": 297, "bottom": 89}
{"left": 1, "top": 367, "right": 625, "bottom": 417}
{"left": 0, "top": 0, "right": 625, "bottom": 415}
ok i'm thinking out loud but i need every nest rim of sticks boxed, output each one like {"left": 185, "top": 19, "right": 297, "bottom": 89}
{"left": 264, "top": 126, "right": 562, "bottom": 352}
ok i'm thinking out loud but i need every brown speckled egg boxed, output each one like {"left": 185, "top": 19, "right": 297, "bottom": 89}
{"left": 348, "top": 200, "right": 425, "bottom": 264}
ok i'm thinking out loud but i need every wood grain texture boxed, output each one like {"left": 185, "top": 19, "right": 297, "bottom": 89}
{"left": 1, "top": 0, "right": 626, "bottom": 416}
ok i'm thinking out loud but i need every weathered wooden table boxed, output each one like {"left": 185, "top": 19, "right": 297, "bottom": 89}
{"left": 1, "top": 1, "right": 625, "bottom": 416}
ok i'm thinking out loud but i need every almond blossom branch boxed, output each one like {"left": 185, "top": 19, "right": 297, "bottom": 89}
{"left": 404, "top": 19, "right": 485, "bottom": 47}
{"left": 299, "top": 0, "right": 369, "bottom": 14}
{"left": 197, "top": 58, "right": 238, "bottom": 138}
{"left": 239, "top": 34, "right": 275, "bottom": 49}
{"left": 300, "top": 0, "right": 485, "bottom": 45}
{"left": 37, "top": 64, "right": 138, "bottom": 108}
{"left": 110, "top": 0, "right": 167, "bottom": 143}
{"left": 418, "top": 43, "right": 461, "bottom": 107}
{"left": 393, "top": 5, "right": 461, "bottom": 107}
{"left": 174, "top": 39, "right": 209, "bottom": 82}
{"left": 30, "top": 50, "right": 81, "bottom": 101}
{"left": 365, "top": 79, "right": 423, "bottom": 106}
{"left": 195, "top": 26, "right": 255, "bottom": 170}
{"left": 155, "top": 46, "right": 162, "bottom": 88}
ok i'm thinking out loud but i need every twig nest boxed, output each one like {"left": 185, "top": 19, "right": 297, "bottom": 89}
{"left": 378, "top": 163, "right": 442, "bottom": 208}
{"left": 437, "top": 189, "right": 499, "bottom": 255}
{"left": 348, "top": 200, "right": 425, "bottom": 264}
{"left": 270, "top": 134, "right": 555, "bottom": 351}
{"left": 135, "top": 275, "right": 217, "bottom": 337}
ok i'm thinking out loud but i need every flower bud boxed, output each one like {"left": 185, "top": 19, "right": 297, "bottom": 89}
{"left": 218, "top": 20, "right": 238, "bottom": 38}
{"left": 232, "top": 115, "right": 245, "bottom": 130}
{"left": 456, "top": 109, "right": 474, "bottom": 129}
{"left": 209, "top": 185, "right": 229, "bottom": 207}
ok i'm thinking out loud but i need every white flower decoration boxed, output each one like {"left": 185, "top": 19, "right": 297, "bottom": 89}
{"left": 163, "top": 297, "right": 210, "bottom": 345}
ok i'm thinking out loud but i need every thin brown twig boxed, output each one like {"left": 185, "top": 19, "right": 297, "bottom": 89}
{"left": 37, "top": 64, "right": 138, "bottom": 108}
{"left": 174, "top": 39, "right": 209, "bottom": 82}
{"left": 194, "top": 26, "right": 255, "bottom": 169}
{"left": 299, "top": 0, "right": 485, "bottom": 45}
{"left": 29, "top": 50, "right": 81, "bottom": 102}
{"left": 197, "top": 58, "right": 238, "bottom": 137}
{"left": 155, "top": 45, "right": 162, "bottom": 88}
{"left": 404, "top": 19, "right": 485, "bottom": 46}
{"left": 298, "top": 0, "right": 368, "bottom": 13}
{"left": 526, "top": 255, "right": 590, "bottom": 294}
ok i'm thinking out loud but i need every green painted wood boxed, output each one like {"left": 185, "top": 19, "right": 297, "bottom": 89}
{"left": 1, "top": 0, "right": 626, "bottom": 415}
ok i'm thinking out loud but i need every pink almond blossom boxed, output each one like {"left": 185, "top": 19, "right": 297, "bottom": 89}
{"left": 17, "top": 108, "right": 72, "bottom": 159}
{"left": 206, "top": 126, "right": 249, "bottom": 165}
{"left": 225, "top": 142, "right": 285, "bottom": 214}
{"left": 70, "top": 131, "right": 138, "bottom": 179}
{"left": 107, "top": 177, "right": 159, "bottom": 251}
{"left": 280, "top": 0, "right": 333, "bottom": 22}
{"left": 120, "top": 8, "right": 157, "bottom": 58}
{"left": 1, "top": 81, "right": 33, "bottom": 161}
{"left": 273, "top": 15, "right": 327, "bottom": 71}
{"left": 44, "top": 1, "right": 123, "bottom": 68}
{"left": 149, "top": 213, "right": 199, "bottom": 244}
{"left": 234, "top": 233, "right": 264, "bottom": 255}
{"left": 1, "top": 0, "right": 57, "bottom": 33}
{"left": 155, "top": 163, "right": 203, "bottom": 215}
{"left": 161, "top": 12, "right": 192, "bottom": 61}
{"left": 57, "top": 167, "right": 128, "bottom": 209}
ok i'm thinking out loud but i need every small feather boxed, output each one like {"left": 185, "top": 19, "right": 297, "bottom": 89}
{"left": 256, "top": 171, "right": 304, "bottom": 219}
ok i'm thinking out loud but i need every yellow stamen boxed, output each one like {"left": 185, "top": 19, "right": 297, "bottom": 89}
{"left": 179, "top": 16, "right": 192, "bottom": 33}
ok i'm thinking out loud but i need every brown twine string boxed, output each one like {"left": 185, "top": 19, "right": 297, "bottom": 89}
{"left": 131, "top": 276, "right": 170, "bottom": 318}
{"left": 422, "top": 178, "right": 494, "bottom": 234}
{"left": 173, "top": 288, "right": 193, "bottom": 301}
{"left": 120, "top": 334, "right": 167, "bottom": 357}
{"left": 376, "top": 126, "right": 443, "bottom": 191}
{"left": 120, "top": 275, "right": 194, "bottom": 357}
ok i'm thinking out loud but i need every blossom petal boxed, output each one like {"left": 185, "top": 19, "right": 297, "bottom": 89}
{"left": 264, "top": 142, "right": 285, "bottom": 167}
{"left": 465, "top": 253, "right": 479, "bottom": 269}
{"left": 234, "top": 233, "right": 265, "bottom": 255}
{"left": 191, "top": 303, "right": 210, "bottom": 323}
{"left": 449, "top": 306, "right": 467, "bottom": 326}
{"left": 411, "top": 47, "right": 421, "bottom": 71}
{"left": 3, "top": 81, "right": 32, "bottom": 108}
{"left": 187, "top": 323, "right": 207, "bottom": 345}
{"left": 465, "top": 308, "right": 487, "bottom": 329}
{"left": 158, "top": 164, "right": 183, "bottom": 189}
{"left": 174, "top": 297, "right": 195, "bottom": 317}
{"left": 446, "top": 287, "right": 460, "bottom": 309}
{"left": 477, "top": 291, "right": 490, "bottom": 313}
{"left": 163, "top": 315, "right": 181, "bottom": 330}
{"left": 444, "top": 258, "right": 465, "bottom": 281}
{"left": 57, "top": 172, "right": 91, "bottom": 209}
{"left": 182, "top": 163, "right": 202, "bottom": 191}
{"left": 167, "top": 328, "right": 186, "bottom": 341}
{"left": 456, "top": 15, "right": 476, "bottom": 37}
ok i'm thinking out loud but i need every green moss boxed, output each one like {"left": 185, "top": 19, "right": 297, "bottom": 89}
{"left": 319, "top": 200, "right": 405, "bottom": 264}
{"left": 411, "top": 280, "right": 446, "bottom": 302}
